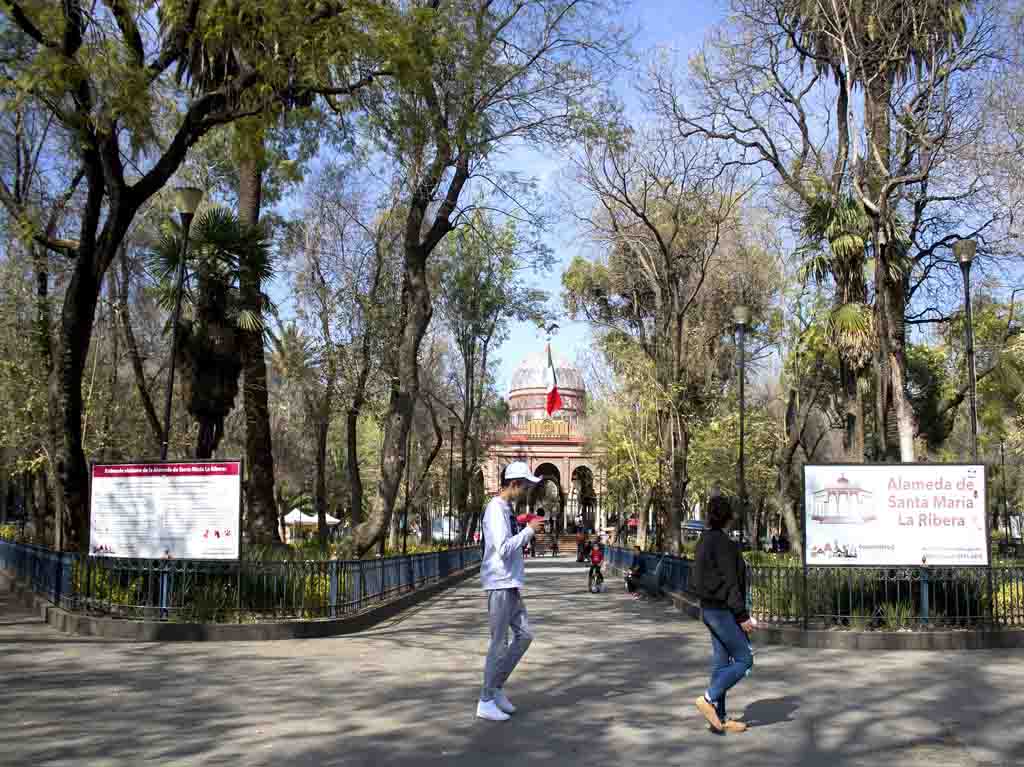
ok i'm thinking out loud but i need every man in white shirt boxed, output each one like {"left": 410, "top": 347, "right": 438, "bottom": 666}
{"left": 476, "top": 461, "right": 544, "bottom": 722}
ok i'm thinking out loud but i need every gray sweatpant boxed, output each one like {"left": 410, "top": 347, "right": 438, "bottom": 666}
{"left": 480, "top": 588, "right": 533, "bottom": 702}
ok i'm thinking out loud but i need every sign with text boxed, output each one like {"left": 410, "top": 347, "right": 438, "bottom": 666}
{"left": 89, "top": 461, "right": 241, "bottom": 559}
{"left": 804, "top": 464, "right": 987, "bottom": 566}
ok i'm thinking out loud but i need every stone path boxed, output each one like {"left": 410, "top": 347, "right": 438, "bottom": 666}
{"left": 1, "top": 556, "right": 1023, "bottom": 767}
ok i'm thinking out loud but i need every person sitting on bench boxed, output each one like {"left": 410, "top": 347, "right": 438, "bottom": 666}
{"left": 626, "top": 546, "right": 646, "bottom": 599}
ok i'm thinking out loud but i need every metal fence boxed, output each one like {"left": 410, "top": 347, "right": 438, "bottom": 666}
{"left": 0, "top": 539, "right": 480, "bottom": 623}
{"left": 606, "top": 546, "right": 1024, "bottom": 631}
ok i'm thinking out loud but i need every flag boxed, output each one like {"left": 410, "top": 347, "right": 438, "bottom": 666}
{"left": 544, "top": 344, "right": 562, "bottom": 415}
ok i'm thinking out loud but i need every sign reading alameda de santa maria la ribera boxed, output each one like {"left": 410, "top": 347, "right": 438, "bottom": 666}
{"left": 803, "top": 464, "right": 988, "bottom": 567}
{"left": 89, "top": 461, "right": 242, "bottom": 559}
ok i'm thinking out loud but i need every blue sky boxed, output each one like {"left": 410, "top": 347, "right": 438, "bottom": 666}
{"left": 491, "top": 1, "right": 728, "bottom": 392}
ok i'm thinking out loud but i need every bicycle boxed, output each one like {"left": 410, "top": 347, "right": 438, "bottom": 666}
{"left": 588, "top": 564, "right": 605, "bottom": 593}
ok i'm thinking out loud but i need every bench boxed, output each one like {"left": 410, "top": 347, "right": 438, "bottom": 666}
{"left": 633, "top": 555, "right": 666, "bottom": 597}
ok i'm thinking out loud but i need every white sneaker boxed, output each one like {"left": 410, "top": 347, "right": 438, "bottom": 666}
{"left": 476, "top": 700, "right": 511, "bottom": 722}
{"left": 493, "top": 689, "right": 517, "bottom": 714}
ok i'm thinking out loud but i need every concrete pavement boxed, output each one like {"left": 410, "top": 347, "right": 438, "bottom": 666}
{"left": 1, "top": 555, "right": 1022, "bottom": 767}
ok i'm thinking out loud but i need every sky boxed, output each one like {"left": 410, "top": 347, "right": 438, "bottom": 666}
{"left": 490, "top": 1, "right": 728, "bottom": 393}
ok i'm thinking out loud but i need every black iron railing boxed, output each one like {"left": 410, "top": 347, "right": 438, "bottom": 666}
{"left": 0, "top": 540, "right": 479, "bottom": 623}
{"left": 606, "top": 546, "right": 1024, "bottom": 631}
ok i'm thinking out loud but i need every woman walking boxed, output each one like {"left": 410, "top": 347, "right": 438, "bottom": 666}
{"left": 692, "top": 496, "right": 755, "bottom": 734}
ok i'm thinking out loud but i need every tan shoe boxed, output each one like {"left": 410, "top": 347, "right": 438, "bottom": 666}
{"left": 722, "top": 719, "right": 748, "bottom": 733}
{"left": 695, "top": 697, "right": 723, "bottom": 732}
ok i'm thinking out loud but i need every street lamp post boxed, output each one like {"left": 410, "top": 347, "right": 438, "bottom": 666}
{"left": 954, "top": 239, "right": 979, "bottom": 463}
{"left": 447, "top": 422, "right": 455, "bottom": 549}
{"left": 734, "top": 305, "right": 751, "bottom": 547}
{"left": 161, "top": 186, "right": 203, "bottom": 461}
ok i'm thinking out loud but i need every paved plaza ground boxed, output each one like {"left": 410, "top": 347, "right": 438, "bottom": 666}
{"left": 1, "top": 556, "right": 1023, "bottom": 767}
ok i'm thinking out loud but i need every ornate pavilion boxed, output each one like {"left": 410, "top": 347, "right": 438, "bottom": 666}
{"left": 483, "top": 349, "right": 606, "bottom": 535}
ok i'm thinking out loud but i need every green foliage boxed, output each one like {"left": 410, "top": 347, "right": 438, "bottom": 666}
{"left": 786, "top": 1, "right": 971, "bottom": 85}
{"left": 906, "top": 343, "right": 956, "bottom": 450}
{"left": 146, "top": 207, "right": 276, "bottom": 456}
{"left": 744, "top": 551, "right": 800, "bottom": 567}
{"left": 990, "top": 578, "right": 1024, "bottom": 621}
{"left": 175, "top": 578, "right": 238, "bottom": 623}
{"left": 689, "top": 405, "right": 780, "bottom": 508}
{"left": 881, "top": 601, "right": 914, "bottom": 631}
{"left": 848, "top": 607, "right": 874, "bottom": 631}
{"left": 72, "top": 562, "right": 142, "bottom": 610}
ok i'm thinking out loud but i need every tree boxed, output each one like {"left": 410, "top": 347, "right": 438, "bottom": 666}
{"left": 563, "top": 126, "right": 778, "bottom": 554}
{"left": 169, "top": 0, "right": 393, "bottom": 545}
{"left": 589, "top": 342, "right": 662, "bottom": 548}
{"left": 664, "top": 0, "right": 1002, "bottom": 463}
{"left": 0, "top": 0, "right": 393, "bottom": 549}
{"left": 689, "top": 401, "right": 780, "bottom": 543}
{"left": 148, "top": 208, "right": 273, "bottom": 458}
{"left": 277, "top": 165, "right": 400, "bottom": 545}
{"left": 434, "top": 211, "right": 549, "bottom": 539}
{"left": 349, "top": 0, "right": 626, "bottom": 555}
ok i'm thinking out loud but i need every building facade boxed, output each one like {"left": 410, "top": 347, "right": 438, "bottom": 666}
{"left": 483, "top": 349, "right": 605, "bottom": 534}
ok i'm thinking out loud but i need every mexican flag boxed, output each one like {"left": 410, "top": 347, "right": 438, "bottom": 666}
{"left": 544, "top": 344, "right": 562, "bottom": 416}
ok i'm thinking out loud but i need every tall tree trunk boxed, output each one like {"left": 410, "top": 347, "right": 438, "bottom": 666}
{"left": 636, "top": 487, "right": 653, "bottom": 550}
{"left": 314, "top": 415, "right": 329, "bottom": 547}
{"left": 353, "top": 247, "right": 432, "bottom": 555}
{"left": 419, "top": 504, "right": 432, "bottom": 545}
{"left": 838, "top": 358, "right": 866, "bottom": 463}
{"left": 888, "top": 278, "right": 915, "bottom": 461}
{"left": 345, "top": 236, "right": 385, "bottom": 529}
{"left": 0, "top": 452, "right": 8, "bottom": 523}
{"left": 55, "top": 254, "right": 104, "bottom": 550}
{"left": 347, "top": 343, "right": 372, "bottom": 529}
{"left": 458, "top": 429, "right": 470, "bottom": 531}
{"left": 237, "top": 155, "right": 280, "bottom": 545}
{"left": 195, "top": 420, "right": 222, "bottom": 460}
{"left": 33, "top": 245, "right": 65, "bottom": 548}
{"left": 865, "top": 73, "right": 914, "bottom": 461}
{"left": 118, "top": 253, "right": 164, "bottom": 453}
{"left": 668, "top": 421, "right": 686, "bottom": 556}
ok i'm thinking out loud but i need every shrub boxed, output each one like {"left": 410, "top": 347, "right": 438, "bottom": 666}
{"left": 72, "top": 561, "right": 142, "bottom": 610}
{"left": 744, "top": 551, "right": 800, "bottom": 567}
{"left": 176, "top": 578, "right": 237, "bottom": 623}
{"left": 848, "top": 607, "right": 874, "bottom": 631}
{"left": 881, "top": 601, "right": 914, "bottom": 631}
{"left": 989, "top": 576, "right": 1024, "bottom": 624}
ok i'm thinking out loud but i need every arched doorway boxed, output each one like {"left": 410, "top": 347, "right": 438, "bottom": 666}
{"left": 530, "top": 463, "right": 563, "bottom": 534}
{"left": 571, "top": 465, "right": 596, "bottom": 533}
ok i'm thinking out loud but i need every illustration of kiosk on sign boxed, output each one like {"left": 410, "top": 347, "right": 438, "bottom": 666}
{"left": 810, "top": 475, "right": 876, "bottom": 524}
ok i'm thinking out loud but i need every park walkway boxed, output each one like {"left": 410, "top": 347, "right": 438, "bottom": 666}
{"left": 1, "top": 555, "right": 1022, "bottom": 767}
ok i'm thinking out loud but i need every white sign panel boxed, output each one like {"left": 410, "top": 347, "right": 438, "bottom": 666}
{"left": 804, "top": 464, "right": 988, "bottom": 566}
{"left": 89, "top": 461, "right": 241, "bottom": 559}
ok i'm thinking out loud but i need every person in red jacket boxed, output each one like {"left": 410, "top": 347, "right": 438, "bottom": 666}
{"left": 588, "top": 541, "right": 604, "bottom": 589}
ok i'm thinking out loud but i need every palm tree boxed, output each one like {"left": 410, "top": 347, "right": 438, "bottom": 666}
{"left": 785, "top": 0, "right": 973, "bottom": 461}
{"left": 166, "top": 3, "right": 289, "bottom": 543}
{"left": 165, "top": 1, "right": 384, "bottom": 544}
{"left": 148, "top": 208, "right": 275, "bottom": 459}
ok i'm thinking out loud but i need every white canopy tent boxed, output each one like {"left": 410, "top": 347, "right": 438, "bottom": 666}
{"left": 283, "top": 510, "right": 341, "bottom": 526}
